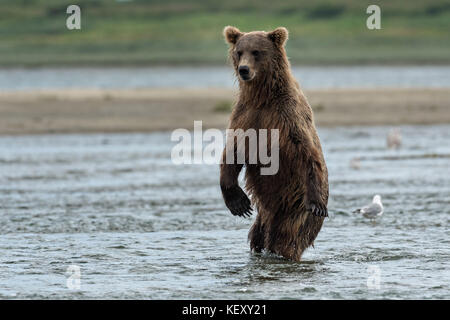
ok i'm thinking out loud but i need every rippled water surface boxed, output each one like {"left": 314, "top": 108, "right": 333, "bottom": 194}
{"left": 0, "top": 125, "right": 449, "bottom": 299}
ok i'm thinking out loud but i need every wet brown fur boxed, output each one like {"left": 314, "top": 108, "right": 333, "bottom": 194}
{"left": 220, "top": 26, "right": 329, "bottom": 261}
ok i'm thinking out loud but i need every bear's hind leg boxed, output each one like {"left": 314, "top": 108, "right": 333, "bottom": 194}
{"left": 248, "top": 213, "right": 265, "bottom": 253}
{"left": 291, "top": 212, "right": 325, "bottom": 261}
{"left": 267, "top": 212, "right": 315, "bottom": 262}
{"left": 265, "top": 216, "right": 299, "bottom": 261}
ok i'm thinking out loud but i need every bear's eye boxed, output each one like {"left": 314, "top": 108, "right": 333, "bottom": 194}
{"left": 251, "top": 50, "right": 260, "bottom": 57}
{"left": 236, "top": 51, "right": 243, "bottom": 58}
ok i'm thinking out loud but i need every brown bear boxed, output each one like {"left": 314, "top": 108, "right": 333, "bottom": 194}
{"left": 220, "top": 26, "right": 329, "bottom": 261}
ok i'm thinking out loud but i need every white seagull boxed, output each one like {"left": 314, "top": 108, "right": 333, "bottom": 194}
{"left": 387, "top": 128, "right": 402, "bottom": 150}
{"left": 353, "top": 195, "right": 384, "bottom": 219}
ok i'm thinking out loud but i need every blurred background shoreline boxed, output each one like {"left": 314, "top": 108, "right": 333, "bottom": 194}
{"left": 1, "top": 87, "right": 449, "bottom": 135}
{"left": 1, "top": 0, "right": 449, "bottom": 135}
{"left": 1, "top": 64, "right": 450, "bottom": 134}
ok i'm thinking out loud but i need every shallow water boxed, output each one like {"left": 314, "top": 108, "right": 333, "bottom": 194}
{"left": 0, "top": 125, "right": 449, "bottom": 299}
{"left": 2, "top": 65, "right": 450, "bottom": 90}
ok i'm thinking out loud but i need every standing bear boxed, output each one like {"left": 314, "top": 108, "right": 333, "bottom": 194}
{"left": 220, "top": 26, "right": 329, "bottom": 261}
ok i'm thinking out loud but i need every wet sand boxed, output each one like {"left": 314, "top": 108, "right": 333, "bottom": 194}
{"left": 0, "top": 88, "right": 449, "bottom": 135}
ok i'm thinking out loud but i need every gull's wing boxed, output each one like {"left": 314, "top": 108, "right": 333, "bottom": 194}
{"left": 361, "top": 203, "right": 383, "bottom": 217}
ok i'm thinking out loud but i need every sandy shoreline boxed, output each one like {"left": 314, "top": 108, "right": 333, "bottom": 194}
{"left": 0, "top": 88, "right": 449, "bottom": 135}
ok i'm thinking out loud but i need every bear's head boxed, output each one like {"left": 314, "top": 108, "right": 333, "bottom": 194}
{"left": 223, "top": 26, "right": 289, "bottom": 83}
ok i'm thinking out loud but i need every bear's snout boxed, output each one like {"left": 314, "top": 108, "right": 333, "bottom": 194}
{"left": 238, "top": 65, "right": 251, "bottom": 80}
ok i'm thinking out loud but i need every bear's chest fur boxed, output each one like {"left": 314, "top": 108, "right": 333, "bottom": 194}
{"left": 230, "top": 102, "right": 287, "bottom": 134}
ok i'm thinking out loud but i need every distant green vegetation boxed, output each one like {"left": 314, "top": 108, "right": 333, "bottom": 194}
{"left": 213, "top": 100, "right": 233, "bottom": 113}
{"left": 1, "top": 0, "right": 450, "bottom": 66}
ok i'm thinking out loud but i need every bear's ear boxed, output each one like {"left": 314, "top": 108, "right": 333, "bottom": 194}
{"left": 268, "top": 27, "right": 288, "bottom": 47}
{"left": 223, "top": 26, "right": 242, "bottom": 45}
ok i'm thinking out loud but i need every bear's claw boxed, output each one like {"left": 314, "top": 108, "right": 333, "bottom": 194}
{"left": 222, "top": 185, "right": 253, "bottom": 218}
{"left": 308, "top": 203, "right": 328, "bottom": 217}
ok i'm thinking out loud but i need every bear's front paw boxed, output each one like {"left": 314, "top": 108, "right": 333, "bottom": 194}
{"left": 222, "top": 185, "right": 253, "bottom": 218}
{"left": 307, "top": 202, "right": 328, "bottom": 217}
